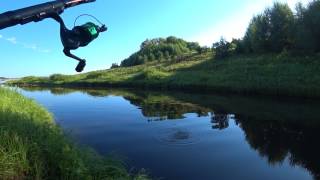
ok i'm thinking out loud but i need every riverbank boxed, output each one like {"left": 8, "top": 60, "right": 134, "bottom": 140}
{"left": 8, "top": 53, "right": 320, "bottom": 98}
{"left": 0, "top": 87, "right": 148, "bottom": 179}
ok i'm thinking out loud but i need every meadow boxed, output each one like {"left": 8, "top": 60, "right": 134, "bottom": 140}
{"left": 10, "top": 53, "right": 320, "bottom": 98}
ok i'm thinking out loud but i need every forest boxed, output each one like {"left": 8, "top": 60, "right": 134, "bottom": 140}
{"left": 214, "top": 1, "right": 320, "bottom": 58}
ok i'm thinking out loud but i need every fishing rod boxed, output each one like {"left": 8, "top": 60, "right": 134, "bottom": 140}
{"left": 0, "top": 0, "right": 108, "bottom": 72}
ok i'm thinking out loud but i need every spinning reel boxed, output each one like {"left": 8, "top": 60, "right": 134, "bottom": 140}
{"left": 0, "top": 0, "right": 107, "bottom": 72}
{"left": 52, "top": 14, "right": 107, "bottom": 72}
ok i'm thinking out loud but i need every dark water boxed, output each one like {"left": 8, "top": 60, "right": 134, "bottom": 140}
{"left": 19, "top": 87, "right": 320, "bottom": 180}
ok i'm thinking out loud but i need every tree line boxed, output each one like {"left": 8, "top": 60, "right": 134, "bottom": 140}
{"left": 113, "top": 1, "right": 320, "bottom": 68}
{"left": 115, "top": 37, "right": 210, "bottom": 68}
{"left": 213, "top": 1, "right": 320, "bottom": 59}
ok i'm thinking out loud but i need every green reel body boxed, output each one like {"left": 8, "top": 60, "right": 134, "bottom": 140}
{"left": 73, "top": 22, "right": 100, "bottom": 47}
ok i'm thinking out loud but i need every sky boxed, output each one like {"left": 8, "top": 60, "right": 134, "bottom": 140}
{"left": 0, "top": 0, "right": 310, "bottom": 78}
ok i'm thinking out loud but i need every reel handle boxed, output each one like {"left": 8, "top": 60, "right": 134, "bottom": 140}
{"left": 75, "top": 60, "right": 86, "bottom": 72}
{"left": 99, "top": 24, "right": 108, "bottom": 32}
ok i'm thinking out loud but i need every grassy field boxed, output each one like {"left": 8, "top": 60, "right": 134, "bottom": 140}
{"left": 9, "top": 52, "right": 320, "bottom": 98}
{"left": 0, "top": 87, "right": 148, "bottom": 180}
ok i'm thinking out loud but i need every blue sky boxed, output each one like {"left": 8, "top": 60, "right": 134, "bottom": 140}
{"left": 0, "top": 0, "right": 308, "bottom": 77}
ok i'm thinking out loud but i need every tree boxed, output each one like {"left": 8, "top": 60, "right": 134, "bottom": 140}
{"left": 293, "top": 3, "right": 312, "bottom": 53}
{"left": 269, "top": 2, "right": 294, "bottom": 52}
{"left": 187, "top": 42, "right": 201, "bottom": 53}
{"left": 120, "top": 36, "right": 198, "bottom": 67}
{"left": 164, "top": 51, "right": 170, "bottom": 60}
{"left": 200, "top": 46, "right": 212, "bottom": 54}
{"left": 140, "top": 39, "right": 150, "bottom": 49}
{"left": 302, "top": 0, "right": 320, "bottom": 52}
{"left": 243, "top": 12, "right": 271, "bottom": 53}
{"left": 110, "top": 63, "right": 120, "bottom": 69}
{"left": 243, "top": 2, "right": 295, "bottom": 53}
{"left": 231, "top": 39, "right": 245, "bottom": 54}
{"left": 291, "top": 1, "right": 320, "bottom": 53}
{"left": 213, "top": 37, "right": 234, "bottom": 59}
{"left": 143, "top": 55, "right": 149, "bottom": 63}
{"left": 149, "top": 53, "right": 155, "bottom": 61}
{"left": 156, "top": 51, "right": 164, "bottom": 61}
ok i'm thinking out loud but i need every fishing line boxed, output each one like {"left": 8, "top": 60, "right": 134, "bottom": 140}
{"left": 73, "top": 14, "right": 104, "bottom": 27}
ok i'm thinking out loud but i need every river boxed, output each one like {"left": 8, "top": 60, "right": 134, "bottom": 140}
{"left": 18, "top": 87, "right": 320, "bottom": 180}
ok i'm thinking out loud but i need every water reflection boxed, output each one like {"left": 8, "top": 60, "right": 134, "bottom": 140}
{"left": 211, "top": 113, "right": 232, "bottom": 130}
{"left": 19, "top": 87, "right": 320, "bottom": 179}
{"left": 239, "top": 117, "right": 320, "bottom": 179}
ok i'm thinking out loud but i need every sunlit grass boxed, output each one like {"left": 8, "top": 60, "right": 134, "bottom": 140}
{"left": 0, "top": 87, "right": 149, "bottom": 179}
{"left": 9, "top": 52, "right": 320, "bottom": 98}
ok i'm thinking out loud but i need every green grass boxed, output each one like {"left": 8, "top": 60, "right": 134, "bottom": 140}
{"left": 0, "top": 87, "right": 149, "bottom": 180}
{"left": 9, "top": 52, "right": 320, "bottom": 98}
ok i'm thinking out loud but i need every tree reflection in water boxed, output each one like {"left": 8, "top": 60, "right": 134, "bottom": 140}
{"left": 211, "top": 113, "right": 230, "bottom": 130}
{"left": 20, "top": 87, "right": 320, "bottom": 179}
{"left": 237, "top": 116, "right": 320, "bottom": 180}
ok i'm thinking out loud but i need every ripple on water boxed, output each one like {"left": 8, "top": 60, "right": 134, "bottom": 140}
{"left": 154, "top": 128, "right": 201, "bottom": 146}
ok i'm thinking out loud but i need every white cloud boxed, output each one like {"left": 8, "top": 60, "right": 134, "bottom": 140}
{"left": 23, "top": 43, "right": 51, "bottom": 53}
{"left": 1, "top": 35, "right": 51, "bottom": 53}
{"left": 189, "top": 0, "right": 312, "bottom": 46}
{"left": 6, "top": 37, "right": 17, "bottom": 44}
{"left": 23, "top": 43, "right": 37, "bottom": 50}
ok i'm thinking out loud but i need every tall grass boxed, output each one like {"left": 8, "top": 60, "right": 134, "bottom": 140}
{"left": 0, "top": 87, "right": 149, "bottom": 180}
{"left": 9, "top": 53, "right": 320, "bottom": 98}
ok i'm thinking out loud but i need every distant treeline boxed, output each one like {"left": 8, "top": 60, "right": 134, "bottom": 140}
{"left": 214, "top": 1, "right": 320, "bottom": 59}
{"left": 112, "top": 1, "right": 320, "bottom": 68}
{"left": 117, "top": 37, "right": 210, "bottom": 68}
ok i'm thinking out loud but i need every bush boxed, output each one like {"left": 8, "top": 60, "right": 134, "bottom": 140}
{"left": 212, "top": 38, "right": 237, "bottom": 59}
{"left": 49, "top": 74, "right": 66, "bottom": 81}
{"left": 121, "top": 37, "right": 206, "bottom": 67}
{"left": 111, "top": 63, "right": 120, "bottom": 69}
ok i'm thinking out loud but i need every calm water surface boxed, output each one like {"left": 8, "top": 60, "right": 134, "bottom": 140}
{"left": 19, "top": 87, "right": 320, "bottom": 180}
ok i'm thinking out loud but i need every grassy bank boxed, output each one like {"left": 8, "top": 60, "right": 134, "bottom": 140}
{"left": 9, "top": 53, "right": 320, "bottom": 98}
{"left": 0, "top": 87, "right": 148, "bottom": 179}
